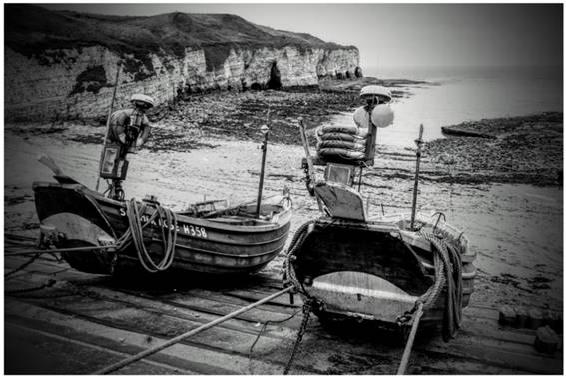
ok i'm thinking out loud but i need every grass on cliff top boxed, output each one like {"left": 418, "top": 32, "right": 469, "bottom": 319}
{"left": 5, "top": 4, "right": 356, "bottom": 67}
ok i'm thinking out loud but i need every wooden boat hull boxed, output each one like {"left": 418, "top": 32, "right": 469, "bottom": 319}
{"left": 289, "top": 216, "right": 476, "bottom": 330}
{"left": 33, "top": 182, "right": 291, "bottom": 276}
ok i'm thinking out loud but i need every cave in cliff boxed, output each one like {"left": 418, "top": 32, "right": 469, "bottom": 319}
{"left": 267, "top": 62, "right": 282, "bottom": 90}
{"left": 4, "top": 5, "right": 359, "bottom": 121}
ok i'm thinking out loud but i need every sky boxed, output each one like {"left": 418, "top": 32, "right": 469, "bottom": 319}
{"left": 40, "top": 3, "right": 563, "bottom": 74}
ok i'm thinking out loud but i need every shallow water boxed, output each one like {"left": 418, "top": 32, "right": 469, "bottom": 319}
{"left": 332, "top": 66, "right": 564, "bottom": 147}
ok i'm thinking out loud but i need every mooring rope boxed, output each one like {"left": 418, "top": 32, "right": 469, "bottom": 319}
{"left": 396, "top": 301, "right": 424, "bottom": 375}
{"left": 282, "top": 220, "right": 320, "bottom": 298}
{"left": 394, "top": 231, "right": 463, "bottom": 374}
{"left": 419, "top": 231, "right": 463, "bottom": 340}
{"left": 5, "top": 278, "right": 57, "bottom": 295}
{"left": 248, "top": 308, "right": 302, "bottom": 374}
{"left": 5, "top": 198, "right": 179, "bottom": 275}
{"left": 116, "top": 198, "right": 178, "bottom": 273}
{"left": 4, "top": 253, "right": 41, "bottom": 279}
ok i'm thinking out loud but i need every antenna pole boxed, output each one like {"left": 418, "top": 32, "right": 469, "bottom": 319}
{"left": 410, "top": 124, "right": 424, "bottom": 231}
{"left": 96, "top": 62, "right": 122, "bottom": 191}
{"left": 255, "top": 110, "right": 271, "bottom": 218}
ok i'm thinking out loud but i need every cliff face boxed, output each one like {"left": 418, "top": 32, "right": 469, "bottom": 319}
{"left": 5, "top": 6, "right": 360, "bottom": 121}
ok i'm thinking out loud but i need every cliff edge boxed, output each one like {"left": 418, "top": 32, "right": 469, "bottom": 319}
{"left": 5, "top": 5, "right": 361, "bottom": 121}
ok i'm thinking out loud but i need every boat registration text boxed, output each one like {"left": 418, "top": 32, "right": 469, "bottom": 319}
{"left": 118, "top": 208, "right": 208, "bottom": 238}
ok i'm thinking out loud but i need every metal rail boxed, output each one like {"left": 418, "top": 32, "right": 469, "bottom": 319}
{"left": 4, "top": 244, "right": 117, "bottom": 257}
{"left": 93, "top": 285, "right": 294, "bottom": 375}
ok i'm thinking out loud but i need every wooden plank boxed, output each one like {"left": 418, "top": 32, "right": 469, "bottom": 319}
{"left": 6, "top": 285, "right": 319, "bottom": 372}
{"left": 58, "top": 282, "right": 300, "bottom": 341}
{"left": 5, "top": 321, "right": 193, "bottom": 374}
{"left": 6, "top": 280, "right": 556, "bottom": 372}
{"left": 6, "top": 297, "right": 403, "bottom": 374}
{"left": 6, "top": 270, "right": 548, "bottom": 364}
{"left": 5, "top": 300, "right": 291, "bottom": 375}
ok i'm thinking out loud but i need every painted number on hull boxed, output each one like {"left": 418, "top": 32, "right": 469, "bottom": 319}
{"left": 183, "top": 224, "right": 207, "bottom": 238}
{"left": 119, "top": 208, "right": 207, "bottom": 239}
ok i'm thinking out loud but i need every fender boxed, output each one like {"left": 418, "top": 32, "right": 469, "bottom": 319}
{"left": 320, "top": 132, "right": 367, "bottom": 143}
{"left": 318, "top": 148, "right": 367, "bottom": 161}
{"left": 318, "top": 125, "right": 369, "bottom": 137}
{"left": 318, "top": 140, "right": 366, "bottom": 151}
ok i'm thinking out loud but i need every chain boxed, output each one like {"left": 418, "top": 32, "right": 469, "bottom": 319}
{"left": 283, "top": 299, "right": 313, "bottom": 375}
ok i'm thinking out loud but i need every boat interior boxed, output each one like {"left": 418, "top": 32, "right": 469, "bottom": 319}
{"left": 178, "top": 200, "right": 285, "bottom": 225}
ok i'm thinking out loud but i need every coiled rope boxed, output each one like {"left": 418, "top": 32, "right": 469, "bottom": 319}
{"left": 4, "top": 199, "right": 178, "bottom": 275}
{"left": 410, "top": 231, "right": 463, "bottom": 340}
{"left": 116, "top": 198, "right": 178, "bottom": 273}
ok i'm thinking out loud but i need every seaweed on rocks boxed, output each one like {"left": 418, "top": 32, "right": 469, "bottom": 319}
{"left": 425, "top": 113, "right": 563, "bottom": 186}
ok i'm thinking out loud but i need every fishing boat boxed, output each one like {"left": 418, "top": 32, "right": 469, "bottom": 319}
{"left": 33, "top": 178, "right": 291, "bottom": 276}
{"left": 286, "top": 87, "right": 476, "bottom": 340}
{"left": 32, "top": 121, "right": 291, "bottom": 277}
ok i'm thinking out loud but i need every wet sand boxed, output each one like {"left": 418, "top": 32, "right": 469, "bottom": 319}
{"left": 4, "top": 85, "right": 563, "bottom": 313}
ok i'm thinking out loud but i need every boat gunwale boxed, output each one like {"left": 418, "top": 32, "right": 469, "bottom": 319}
{"left": 32, "top": 181, "right": 292, "bottom": 234}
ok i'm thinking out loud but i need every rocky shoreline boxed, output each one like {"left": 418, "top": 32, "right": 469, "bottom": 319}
{"left": 145, "top": 81, "right": 562, "bottom": 187}
{"left": 146, "top": 76, "right": 423, "bottom": 146}
{"left": 425, "top": 112, "right": 563, "bottom": 186}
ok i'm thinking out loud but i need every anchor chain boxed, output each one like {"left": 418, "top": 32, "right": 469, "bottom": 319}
{"left": 283, "top": 299, "right": 314, "bottom": 375}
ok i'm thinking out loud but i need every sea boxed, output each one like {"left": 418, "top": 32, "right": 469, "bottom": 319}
{"left": 333, "top": 65, "right": 563, "bottom": 147}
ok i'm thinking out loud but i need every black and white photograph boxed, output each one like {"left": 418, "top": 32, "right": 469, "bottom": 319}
{"left": 3, "top": 1, "right": 563, "bottom": 374}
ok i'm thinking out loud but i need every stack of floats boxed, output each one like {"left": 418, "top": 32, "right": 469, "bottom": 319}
{"left": 316, "top": 125, "right": 369, "bottom": 161}
{"left": 314, "top": 85, "right": 394, "bottom": 165}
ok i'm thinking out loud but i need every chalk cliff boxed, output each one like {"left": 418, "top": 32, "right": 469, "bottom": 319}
{"left": 5, "top": 5, "right": 360, "bottom": 121}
